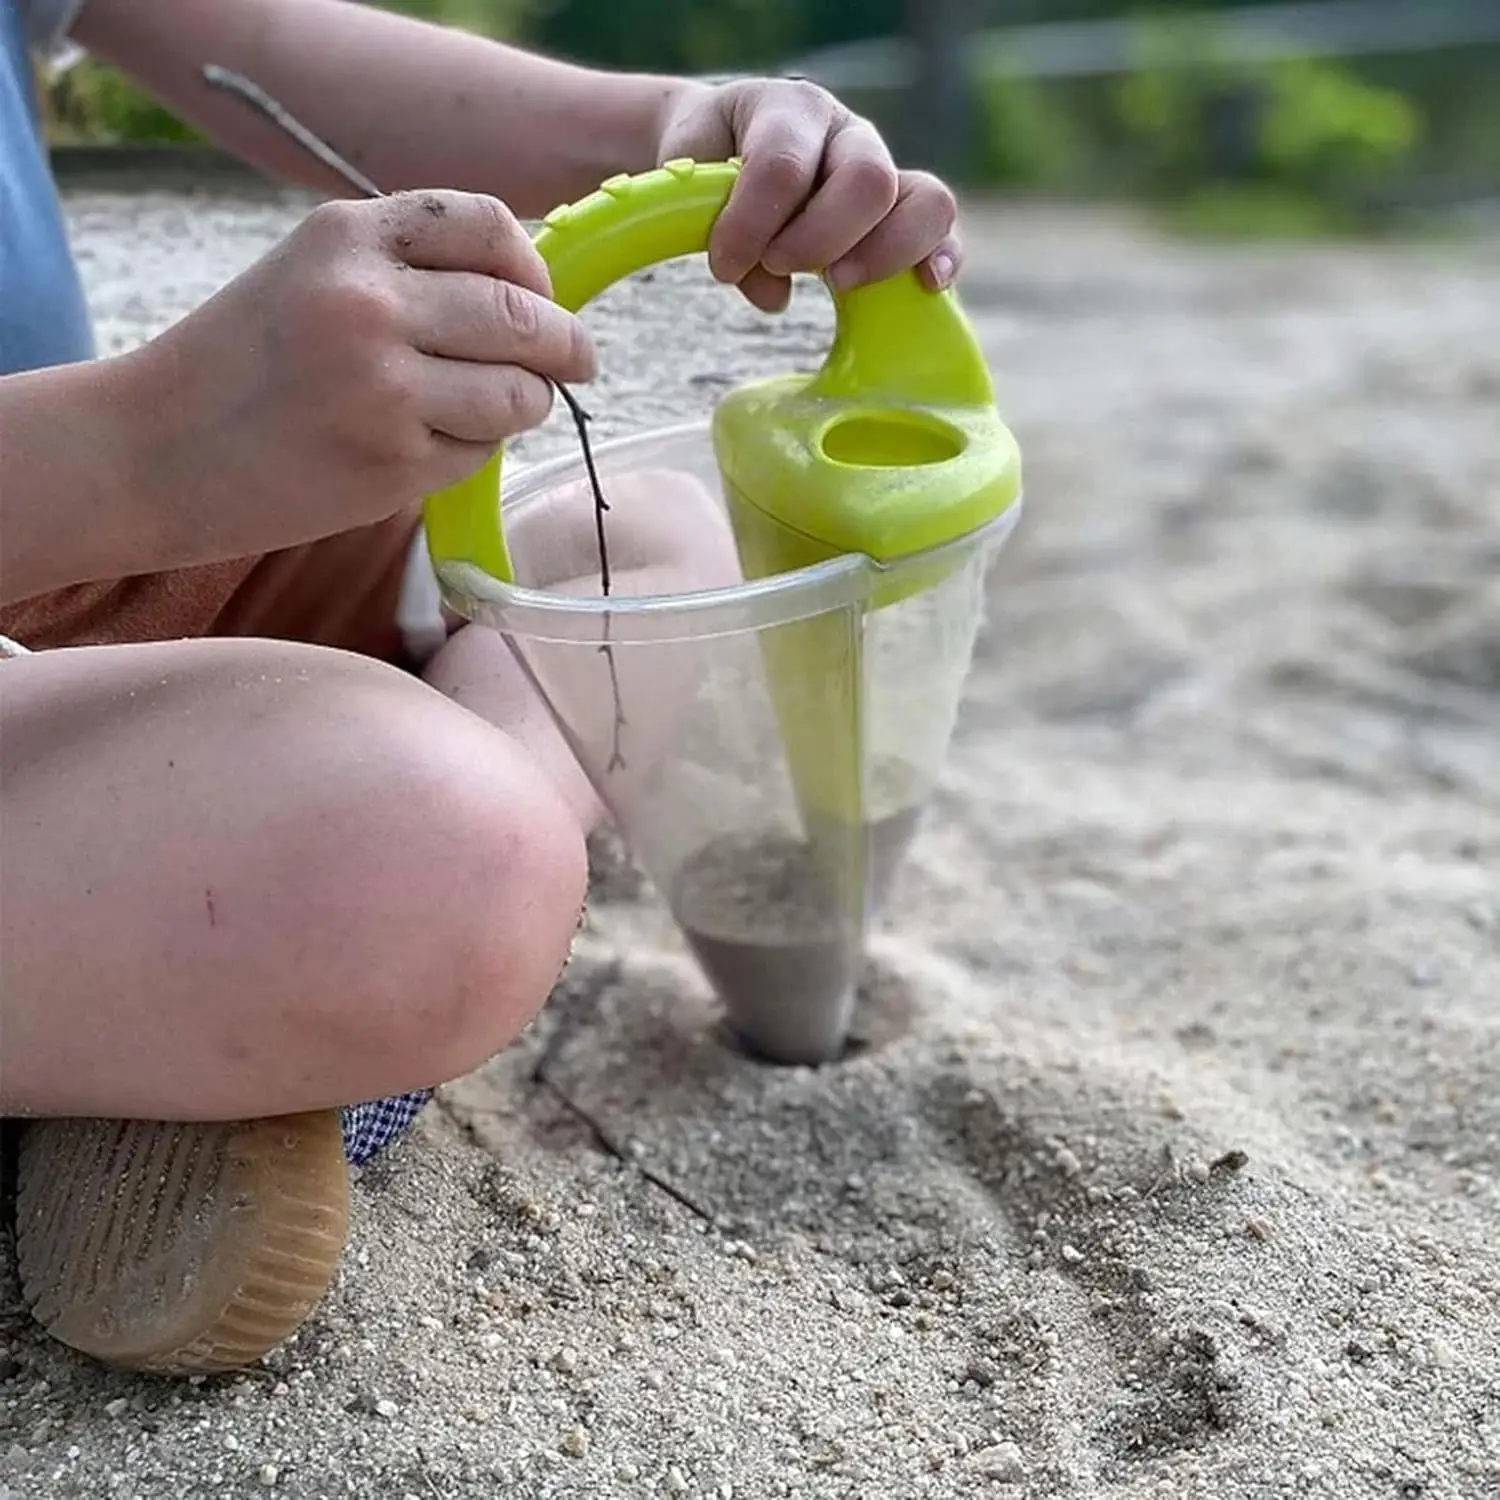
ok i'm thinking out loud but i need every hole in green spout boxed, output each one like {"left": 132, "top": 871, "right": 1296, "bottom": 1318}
{"left": 817, "top": 410, "right": 966, "bottom": 469}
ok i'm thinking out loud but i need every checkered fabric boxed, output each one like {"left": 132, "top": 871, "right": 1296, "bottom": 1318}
{"left": 340, "top": 1090, "right": 432, "bottom": 1165}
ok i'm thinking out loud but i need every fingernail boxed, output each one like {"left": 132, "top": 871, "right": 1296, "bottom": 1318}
{"left": 928, "top": 250, "right": 957, "bottom": 289}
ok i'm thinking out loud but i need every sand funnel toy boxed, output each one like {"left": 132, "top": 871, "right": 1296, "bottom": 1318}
{"left": 422, "top": 160, "right": 1022, "bottom": 1064}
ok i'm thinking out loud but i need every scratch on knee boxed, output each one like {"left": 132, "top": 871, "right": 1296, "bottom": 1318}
{"left": 205, "top": 888, "right": 218, "bottom": 928}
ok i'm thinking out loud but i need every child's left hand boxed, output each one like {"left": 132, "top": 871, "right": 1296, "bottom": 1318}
{"left": 656, "top": 77, "right": 961, "bottom": 313}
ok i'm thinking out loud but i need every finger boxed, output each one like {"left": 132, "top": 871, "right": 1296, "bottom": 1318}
{"left": 424, "top": 431, "right": 514, "bottom": 496}
{"left": 737, "top": 265, "right": 793, "bottom": 314}
{"left": 760, "top": 120, "right": 898, "bottom": 276}
{"left": 707, "top": 82, "right": 836, "bottom": 286}
{"left": 413, "top": 354, "right": 556, "bottom": 447}
{"left": 917, "top": 233, "right": 965, "bottom": 294}
{"left": 399, "top": 269, "right": 596, "bottom": 384}
{"left": 376, "top": 190, "right": 551, "bottom": 299}
{"left": 826, "top": 171, "right": 959, "bottom": 293}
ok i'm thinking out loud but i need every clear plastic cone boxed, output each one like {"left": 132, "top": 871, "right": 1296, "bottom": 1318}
{"left": 445, "top": 422, "right": 1014, "bottom": 1064}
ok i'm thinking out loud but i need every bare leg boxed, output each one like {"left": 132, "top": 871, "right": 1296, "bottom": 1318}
{"left": 1, "top": 635, "right": 589, "bottom": 1374}
{"left": 1, "top": 471, "right": 730, "bottom": 1375}
{"left": 1, "top": 636, "right": 586, "bottom": 1121}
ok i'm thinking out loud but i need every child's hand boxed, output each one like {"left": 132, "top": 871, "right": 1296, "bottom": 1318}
{"left": 656, "top": 78, "right": 961, "bottom": 314}
{"left": 126, "top": 190, "right": 595, "bottom": 562}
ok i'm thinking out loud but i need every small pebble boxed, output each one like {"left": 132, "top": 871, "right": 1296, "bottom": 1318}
{"left": 616, "top": 1463, "right": 640, "bottom": 1482}
{"left": 374, "top": 1399, "right": 399, "bottom": 1419}
{"left": 665, "top": 1466, "right": 689, "bottom": 1494}
{"left": 1428, "top": 1337, "right": 1457, "bottom": 1369}
{"left": 258, "top": 1463, "right": 280, "bottom": 1487}
{"left": 104, "top": 1398, "right": 130, "bottom": 1419}
{"left": 1185, "top": 1159, "right": 1212, "bottom": 1186}
{"left": 1055, "top": 1147, "right": 1082, "bottom": 1177}
{"left": 561, "top": 1426, "right": 590, "bottom": 1459}
{"left": 1060, "top": 1244, "right": 1084, "bottom": 1265}
{"left": 931, "top": 1269, "right": 955, "bottom": 1292}
{"left": 1245, "top": 1217, "right": 1272, "bottom": 1241}
{"left": 552, "top": 1347, "right": 579, "bottom": 1375}
{"left": 973, "top": 1441, "right": 1027, "bottom": 1483}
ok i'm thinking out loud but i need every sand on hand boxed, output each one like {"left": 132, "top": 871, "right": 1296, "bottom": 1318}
{"left": 1, "top": 185, "right": 1497, "bottom": 1499}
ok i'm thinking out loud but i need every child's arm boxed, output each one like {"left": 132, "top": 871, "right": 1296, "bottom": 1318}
{"left": 69, "top": 0, "right": 962, "bottom": 311}
{"left": 0, "top": 360, "right": 158, "bottom": 606}
{"left": 73, "top": 0, "right": 686, "bottom": 218}
{"left": 1, "top": 191, "right": 594, "bottom": 604}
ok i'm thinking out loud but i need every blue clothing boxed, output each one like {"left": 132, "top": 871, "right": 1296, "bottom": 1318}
{"left": 1, "top": 0, "right": 94, "bottom": 374}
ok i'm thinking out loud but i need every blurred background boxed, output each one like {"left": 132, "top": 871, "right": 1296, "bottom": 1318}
{"left": 40, "top": 0, "right": 1500, "bottom": 239}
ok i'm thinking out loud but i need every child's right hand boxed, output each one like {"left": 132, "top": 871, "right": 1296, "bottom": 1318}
{"left": 122, "top": 190, "right": 595, "bottom": 564}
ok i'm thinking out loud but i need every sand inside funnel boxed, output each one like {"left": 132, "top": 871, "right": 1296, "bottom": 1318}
{"left": 672, "top": 806, "right": 922, "bottom": 1063}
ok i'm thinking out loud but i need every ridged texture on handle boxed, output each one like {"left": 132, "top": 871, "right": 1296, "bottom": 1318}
{"left": 537, "top": 158, "right": 740, "bottom": 312}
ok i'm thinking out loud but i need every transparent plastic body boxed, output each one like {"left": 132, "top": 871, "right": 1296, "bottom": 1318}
{"left": 438, "top": 421, "right": 1019, "bottom": 1064}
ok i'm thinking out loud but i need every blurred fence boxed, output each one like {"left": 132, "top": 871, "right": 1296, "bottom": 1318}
{"left": 792, "top": 1, "right": 1500, "bottom": 89}
{"left": 789, "top": 0, "right": 1500, "bottom": 209}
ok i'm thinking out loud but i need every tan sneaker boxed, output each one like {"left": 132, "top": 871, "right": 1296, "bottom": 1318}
{"left": 13, "top": 1112, "right": 349, "bottom": 1375}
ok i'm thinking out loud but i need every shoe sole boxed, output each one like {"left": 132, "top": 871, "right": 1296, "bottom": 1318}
{"left": 14, "top": 1111, "right": 349, "bottom": 1375}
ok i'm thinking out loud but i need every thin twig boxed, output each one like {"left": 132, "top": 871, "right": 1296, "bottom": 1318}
{"left": 203, "top": 64, "right": 384, "bottom": 197}
{"left": 533, "top": 1071, "right": 716, "bottom": 1224}
{"left": 202, "top": 62, "right": 627, "bottom": 769}
{"left": 601, "top": 640, "right": 627, "bottom": 773}
{"left": 527, "top": 964, "right": 716, "bottom": 1225}
{"left": 548, "top": 382, "right": 628, "bottom": 774}
{"left": 413, "top": 1448, "right": 445, "bottom": 1500}
{"left": 550, "top": 387, "right": 612, "bottom": 597}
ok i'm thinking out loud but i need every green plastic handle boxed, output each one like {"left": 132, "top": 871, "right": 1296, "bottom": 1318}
{"left": 420, "top": 158, "right": 998, "bottom": 583}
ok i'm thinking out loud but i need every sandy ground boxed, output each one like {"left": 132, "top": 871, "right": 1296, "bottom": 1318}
{"left": 2, "top": 183, "right": 1499, "bottom": 1499}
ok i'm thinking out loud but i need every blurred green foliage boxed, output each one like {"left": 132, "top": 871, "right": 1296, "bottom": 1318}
{"left": 977, "top": 64, "right": 1086, "bottom": 189}
{"left": 1114, "top": 19, "right": 1423, "bottom": 229}
{"left": 527, "top": 0, "right": 903, "bottom": 73}
{"left": 43, "top": 55, "right": 205, "bottom": 144}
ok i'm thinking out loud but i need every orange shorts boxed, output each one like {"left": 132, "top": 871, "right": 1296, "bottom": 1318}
{"left": 0, "top": 507, "right": 450, "bottom": 669}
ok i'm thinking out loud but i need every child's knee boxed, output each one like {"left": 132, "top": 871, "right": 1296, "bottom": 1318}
{"left": 295, "top": 677, "right": 588, "bottom": 1094}
{"left": 425, "top": 735, "right": 589, "bottom": 1078}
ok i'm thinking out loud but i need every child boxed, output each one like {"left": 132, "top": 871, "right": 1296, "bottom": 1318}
{"left": 0, "top": 0, "right": 963, "bottom": 1374}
